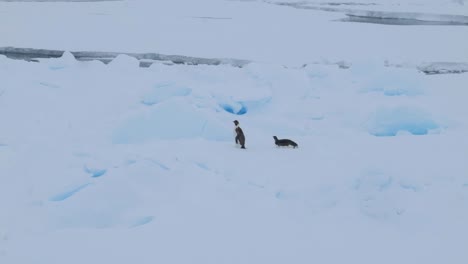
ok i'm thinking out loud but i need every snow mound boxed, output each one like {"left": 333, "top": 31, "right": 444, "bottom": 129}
{"left": 353, "top": 169, "right": 427, "bottom": 221}
{"left": 47, "top": 180, "right": 143, "bottom": 229}
{"left": 361, "top": 68, "right": 424, "bottom": 96}
{"left": 83, "top": 165, "right": 107, "bottom": 178}
{"left": 141, "top": 83, "right": 192, "bottom": 106}
{"left": 366, "top": 107, "right": 439, "bottom": 136}
{"left": 108, "top": 54, "right": 140, "bottom": 69}
{"left": 47, "top": 51, "right": 77, "bottom": 70}
{"left": 112, "top": 99, "right": 231, "bottom": 143}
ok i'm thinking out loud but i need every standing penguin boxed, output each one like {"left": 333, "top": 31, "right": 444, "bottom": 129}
{"left": 233, "top": 120, "right": 246, "bottom": 149}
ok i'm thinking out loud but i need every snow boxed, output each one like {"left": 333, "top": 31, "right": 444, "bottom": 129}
{"left": 1, "top": 0, "right": 468, "bottom": 263}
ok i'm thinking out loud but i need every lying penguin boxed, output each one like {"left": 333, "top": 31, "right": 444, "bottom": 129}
{"left": 273, "top": 136, "right": 298, "bottom": 148}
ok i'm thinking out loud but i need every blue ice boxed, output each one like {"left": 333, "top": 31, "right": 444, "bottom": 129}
{"left": 112, "top": 101, "right": 231, "bottom": 143}
{"left": 368, "top": 107, "right": 438, "bottom": 136}
{"left": 141, "top": 85, "right": 191, "bottom": 106}
{"left": 220, "top": 96, "right": 271, "bottom": 115}
{"left": 84, "top": 166, "right": 107, "bottom": 178}
{"left": 131, "top": 216, "right": 154, "bottom": 228}
{"left": 361, "top": 67, "right": 423, "bottom": 97}
{"left": 240, "top": 96, "right": 272, "bottom": 112}
{"left": 275, "top": 191, "right": 286, "bottom": 200}
{"left": 366, "top": 86, "right": 421, "bottom": 97}
{"left": 220, "top": 102, "right": 247, "bottom": 115}
{"left": 196, "top": 162, "right": 209, "bottom": 170}
{"left": 49, "top": 183, "right": 92, "bottom": 202}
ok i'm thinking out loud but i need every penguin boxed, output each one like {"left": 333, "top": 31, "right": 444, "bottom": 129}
{"left": 233, "top": 120, "right": 246, "bottom": 149}
{"left": 273, "top": 136, "right": 298, "bottom": 148}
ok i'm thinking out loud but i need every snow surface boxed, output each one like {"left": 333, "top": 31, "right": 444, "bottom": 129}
{"left": 1, "top": 0, "right": 468, "bottom": 65}
{"left": 1, "top": 0, "right": 468, "bottom": 264}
